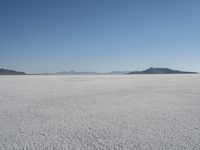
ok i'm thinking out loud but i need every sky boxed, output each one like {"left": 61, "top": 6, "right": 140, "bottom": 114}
{"left": 0, "top": 0, "right": 200, "bottom": 73}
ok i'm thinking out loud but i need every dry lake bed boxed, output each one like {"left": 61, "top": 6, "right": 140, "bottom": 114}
{"left": 0, "top": 75, "right": 200, "bottom": 150}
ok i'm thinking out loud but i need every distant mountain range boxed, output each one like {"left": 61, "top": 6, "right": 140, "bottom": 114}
{"left": 129, "top": 67, "right": 198, "bottom": 74}
{"left": 108, "top": 71, "right": 130, "bottom": 74}
{"left": 55, "top": 70, "right": 100, "bottom": 75}
{"left": 0, "top": 68, "right": 198, "bottom": 75}
{"left": 39, "top": 70, "right": 129, "bottom": 75}
{"left": 0, "top": 68, "right": 26, "bottom": 75}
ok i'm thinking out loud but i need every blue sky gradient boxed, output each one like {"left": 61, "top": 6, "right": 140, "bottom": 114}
{"left": 0, "top": 0, "right": 200, "bottom": 73}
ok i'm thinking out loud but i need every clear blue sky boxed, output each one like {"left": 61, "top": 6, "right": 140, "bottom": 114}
{"left": 0, "top": 0, "right": 200, "bottom": 73}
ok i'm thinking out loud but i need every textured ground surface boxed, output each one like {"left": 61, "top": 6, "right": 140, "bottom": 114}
{"left": 0, "top": 75, "right": 200, "bottom": 150}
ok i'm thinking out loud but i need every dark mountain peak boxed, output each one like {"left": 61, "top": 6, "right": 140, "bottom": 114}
{"left": 0, "top": 68, "right": 26, "bottom": 75}
{"left": 129, "top": 67, "right": 198, "bottom": 74}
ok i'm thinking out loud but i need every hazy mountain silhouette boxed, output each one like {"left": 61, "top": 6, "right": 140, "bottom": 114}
{"left": 40, "top": 70, "right": 130, "bottom": 75}
{"left": 2, "top": 68, "right": 196, "bottom": 75}
{"left": 129, "top": 67, "right": 198, "bottom": 74}
{"left": 108, "top": 71, "right": 130, "bottom": 74}
{"left": 56, "top": 70, "right": 100, "bottom": 75}
{"left": 0, "top": 68, "right": 26, "bottom": 75}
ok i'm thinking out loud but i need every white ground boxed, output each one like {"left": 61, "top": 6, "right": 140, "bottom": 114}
{"left": 0, "top": 75, "right": 200, "bottom": 150}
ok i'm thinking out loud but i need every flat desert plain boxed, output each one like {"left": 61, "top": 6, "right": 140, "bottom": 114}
{"left": 0, "top": 75, "right": 200, "bottom": 150}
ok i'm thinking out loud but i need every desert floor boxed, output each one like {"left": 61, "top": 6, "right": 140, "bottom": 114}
{"left": 0, "top": 75, "right": 200, "bottom": 149}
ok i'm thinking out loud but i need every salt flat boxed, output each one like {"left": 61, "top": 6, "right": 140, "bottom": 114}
{"left": 0, "top": 75, "right": 200, "bottom": 150}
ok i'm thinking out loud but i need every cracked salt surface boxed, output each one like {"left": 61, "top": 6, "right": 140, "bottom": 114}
{"left": 0, "top": 75, "right": 200, "bottom": 149}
